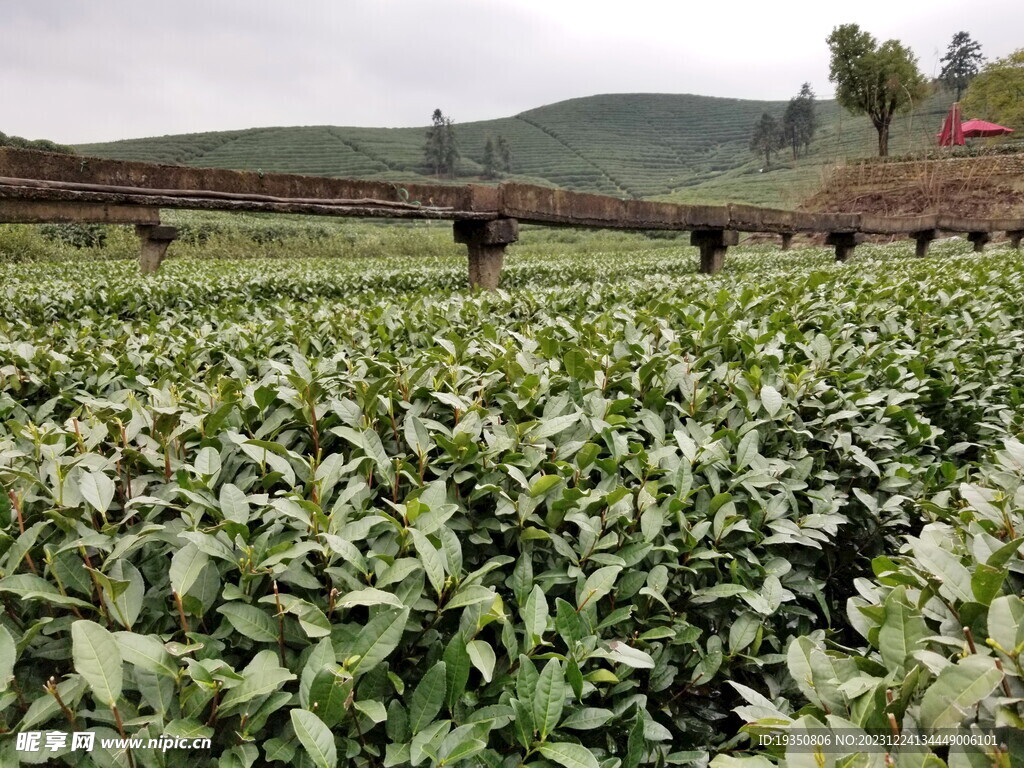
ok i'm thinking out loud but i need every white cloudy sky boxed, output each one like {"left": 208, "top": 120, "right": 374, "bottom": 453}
{"left": 3, "top": 0, "right": 1021, "bottom": 144}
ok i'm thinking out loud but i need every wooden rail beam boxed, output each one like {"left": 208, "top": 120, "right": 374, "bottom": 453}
{"left": 860, "top": 214, "right": 938, "bottom": 235}
{"left": 0, "top": 181, "right": 495, "bottom": 222}
{"left": 0, "top": 199, "right": 160, "bottom": 225}
{"left": 939, "top": 216, "right": 993, "bottom": 235}
{"left": 0, "top": 148, "right": 500, "bottom": 216}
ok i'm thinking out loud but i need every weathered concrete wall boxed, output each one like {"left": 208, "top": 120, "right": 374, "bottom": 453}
{"left": 0, "top": 147, "right": 501, "bottom": 214}
{"left": 0, "top": 199, "right": 160, "bottom": 225}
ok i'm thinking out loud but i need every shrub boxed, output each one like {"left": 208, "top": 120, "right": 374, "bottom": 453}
{"left": 1, "top": 245, "right": 1022, "bottom": 766}
{"left": 721, "top": 439, "right": 1024, "bottom": 766}
{"left": 39, "top": 223, "right": 109, "bottom": 249}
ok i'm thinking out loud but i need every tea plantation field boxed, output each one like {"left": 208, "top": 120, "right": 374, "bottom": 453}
{"left": 75, "top": 92, "right": 951, "bottom": 207}
{"left": 1, "top": 242, "right": 1022, "bottom": 767}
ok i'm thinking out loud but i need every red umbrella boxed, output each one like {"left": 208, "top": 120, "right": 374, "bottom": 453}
{"left": 937, "top": 103, "right": 964, "bottom": 146}
{"left": 960, "top": 118, "right": 1015, "bottom": 138}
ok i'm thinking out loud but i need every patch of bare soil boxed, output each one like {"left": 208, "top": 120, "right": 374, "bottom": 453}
{"left": 801, "top": 160, "right": 1024, "bottom": 219}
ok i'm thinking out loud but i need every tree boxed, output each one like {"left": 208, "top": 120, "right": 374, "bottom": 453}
{"left": 962, "top": 48, "right": 1024, "bottom": 131}
{"left": 782, "top": 83, "right": 817, "bottom": 159}
{"left": 481, "top": 135, "right": 498, "bottom": 179}
{"left": 424, "top": 109, "right": 446, "bottom": 177}
{"left": 481, "top": 135, "right": 511, "bottom": 178}
{"left": 939, "top": 31, "right": 984, "bottom": 100}
{"left": 0, "top": 131, "right": 75, "bottom": 154}
{"left": 442, "top": 118, "right": 459, "bottom": 179}
{"left": 826, "top": 24, "right": 926, "bottom": 157}
{"left": 496, "top": 135, "right": 512, "bottom": 173}
{"left": 749, "top": 113, "right": 784, "bottom": 167}
{"left": 424, "top": 109, "right": 459, "bottom": 178}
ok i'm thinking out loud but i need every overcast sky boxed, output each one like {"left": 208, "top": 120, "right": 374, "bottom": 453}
{"left": 3, "top": 0, "right": 1021, "bottom": 144}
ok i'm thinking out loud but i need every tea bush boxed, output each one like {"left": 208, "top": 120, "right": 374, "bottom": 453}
{"left": 721, "top": 439, "right": 1024, "bottom": 767}
{"left": 39, "top": 224, "right": 110, "bottom": 249}
{"left": 0, "top": 244, "right": 1022, "bottom": 767}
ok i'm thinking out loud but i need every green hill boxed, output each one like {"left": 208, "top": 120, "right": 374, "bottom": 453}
{"left": 75, "top": 92, "right": 951, "bottom": 208}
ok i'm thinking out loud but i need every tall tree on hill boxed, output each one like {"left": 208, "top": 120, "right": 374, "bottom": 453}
{"left": 939, "top": 31, "right": 984, "bottom": 100}
{"left": 482, "top": 135, "right": 498, "bottom": 179}
{"left": 962, "top": 49, "right": 1024, "bottom": 131}
{"left": 424, "top": 109, "right": 459, "bottom": 178}
{"left": 750, "top": 113, "right": 784, "bottom": 167}
{"left": 424, "top": 109, "right": 445, "bottom": 177}
{"left": 443, "top": 119, "right": 459, "bottom": 179}
{"left": 496, "top": 135, "right": 512, "bottom": 173}
{"left": 826, "top": 24, "right": 926, "bottom": 157}
{"left": 782, "top": 83, "right": 818, "bottom": 160}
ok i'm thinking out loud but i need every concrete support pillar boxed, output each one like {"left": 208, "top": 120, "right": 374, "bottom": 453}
{"left": 780, "top": 233, "right": 794, "bottom": 252}
{"left": 912, "top": 229, "right": 939, "bottom": 258}
{"left": 137, "top": 224, "right": 178, "bottom": 273}
{"left": 967, "top": 232, "right": 991, "bottom": 253}
{"left": 691, "top": 229, "right": 738, "bottom": 274}
{"left": 453, "top": 218, "right": 519, "bottom": 290}
{"left": 1006, "top": 231, "right": 1022, "bottom": 250}
{"left": 825, "top": 232, "right": 864, "bottom": 262}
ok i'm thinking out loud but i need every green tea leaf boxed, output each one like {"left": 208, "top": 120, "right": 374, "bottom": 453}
{"left": 532, "top": 413, "right": 580, "bottom": 440}
{"left": 169, "top": 542, "right": 210, "bottom": 598}
{"left": 219, "top": 651, "right": 295, "bottom": 712}
{"left": 443, "top": 638, "right": 470, "bottom": 711}
{"left": 409, "top": 529, "right": 446, "bottom": 599}
{"left": 194, "top": 446, "right": 221, "bottom": 477}
{"left": 308, "top": 666, "right": 352, "bottom": 728}
{"left": 919, "top": 655, "right": 1003, "bottom": 728}
{"left": 217, "top": 603, "right": 278, "bottom": 643}
{"left": 354, "top": 699, "right": 388, "bottom": 723}
{"left": 529, "top": 474, "right": 563, "bottom": 497}
{"left": 409, "top": 661, "right": 446, "bottom": 735}
{"left": 467, "top": 639, "right": 496, "bottom": 683}
{"left": 606, "top": 641, "right": 655, "bottom": 669}
{"left": 878, "top": 587, "right": 929, "bottom": 675}
{"left": 71, "top": 620, "right": 122, "bottom": 707}
{"left": 0, "top": 626, "right": 15, "bottom": 691}
{"left": 114, "top": 632, "right": 178, "bottom": 679}
{"left": 290, "top": 709, "right": 337, "bottom": 768}
{"left": 988, "top": 595, "right": 1024, "bottom": 660}
{"left": 559, "top": 707, "right": 613, "bottom": 730}
{"left": 760, "top": 385, "right": 783, "bottom": 417}
{"left": 444, "top": 585, "right": 496, "bottom": 611}
{"left": 349, "top": 607, "right": 410, "bottom": 676}
{"left": 79, "top": 471, "right": 115, "bottom": 515}
{"left": 523, "top": 584, "right": 549, "bottom": 647}
{"left": 537, "top": 742, "right": 600, "bottom": 768}
{"left": 336, "top": 588, "right": 404, "bottom": 608}
{"left": 578, "top": 565, "right": 621, "bottom": 608}
{"left": 219, "top": 483, "right": 250, "bottom": 524}
{"left": 533, "top": 659, "right": 565, "bottom": 740}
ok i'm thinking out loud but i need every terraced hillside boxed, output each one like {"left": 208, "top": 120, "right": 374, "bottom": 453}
{"left": 76, "top": 92, "right": 951, "bottom": 206}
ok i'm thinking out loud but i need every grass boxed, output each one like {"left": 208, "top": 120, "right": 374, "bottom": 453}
{"left": 0, "top": 211, "right": 696, "bottom": 268}
{"left": 74, "top": 92, "right": 954, "bottom": 208}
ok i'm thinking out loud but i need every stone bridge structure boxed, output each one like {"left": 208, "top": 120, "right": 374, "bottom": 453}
{"left": 1, "top": 148, "right": 1021, "bottom": 288}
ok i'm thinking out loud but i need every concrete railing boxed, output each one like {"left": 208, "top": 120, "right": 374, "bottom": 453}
{"left": 2, "top": 148, "right": 1022, "bottom": 288}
